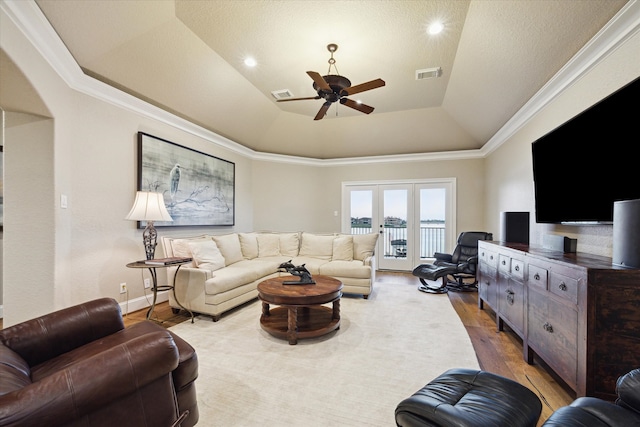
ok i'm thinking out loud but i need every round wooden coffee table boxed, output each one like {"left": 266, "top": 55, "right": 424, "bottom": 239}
{"left": 257, "top": 275, "right": 343, "bottom": 345}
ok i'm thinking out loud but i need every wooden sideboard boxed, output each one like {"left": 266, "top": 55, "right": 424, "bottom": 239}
{"left": 478, "top": 240, "right": 640, "bottom": 399}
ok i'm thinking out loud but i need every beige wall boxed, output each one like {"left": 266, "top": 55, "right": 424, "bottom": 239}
{"left": 0, "top": 11, "right": 254, "bottom": 324}
{"left": 251, "top": 157, "right": 486, "bottom": 236}
{"left": 484, "top": 28, "right": 640, "bottom": 256}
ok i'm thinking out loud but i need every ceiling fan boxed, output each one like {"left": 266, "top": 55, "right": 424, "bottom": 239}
{"left": 277, "top": 44, "right": 385, "bottom": 120}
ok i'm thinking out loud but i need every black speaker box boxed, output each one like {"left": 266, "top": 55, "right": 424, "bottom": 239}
{"left": 543, "top": 235, "right": 577, "bottom": 253}
{"left": 501, "top": 211, "right": 530, "bottom": 244}
{"left": 613, "top": 199, "right": 640, "bottom": 268}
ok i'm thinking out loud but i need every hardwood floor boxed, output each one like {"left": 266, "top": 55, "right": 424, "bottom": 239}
{"left": 3, "top": 271, "right": 573, "bottom": 424}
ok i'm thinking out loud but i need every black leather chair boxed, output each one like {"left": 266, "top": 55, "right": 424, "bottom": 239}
{"left": 542, "top": 368, "right": 640, "bottom": 426}
{"left": 412, "top": 231, "right": 493, "bottom": 293}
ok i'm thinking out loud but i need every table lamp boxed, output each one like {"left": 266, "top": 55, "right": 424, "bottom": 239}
{"left": 125, "top": 191, "right": 173, "bottom": 260}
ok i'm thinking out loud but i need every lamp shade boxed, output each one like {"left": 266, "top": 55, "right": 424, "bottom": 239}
{"left": 125, "top": 191, "right": 173, "bottom": 222}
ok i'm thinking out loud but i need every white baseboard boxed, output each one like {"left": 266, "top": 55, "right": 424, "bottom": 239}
{"left": 0, "top": 295, "right": 167, "bottom": 322}
{"left": 118, "top": 291, "right": 169, "bottom": 316}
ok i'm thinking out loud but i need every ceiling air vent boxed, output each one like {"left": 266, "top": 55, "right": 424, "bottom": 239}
{"left": 271, "top": 89, "right": 294, "bottom": 100}
{"left": 416, "top": 67, "right": 442, "bottom": 80}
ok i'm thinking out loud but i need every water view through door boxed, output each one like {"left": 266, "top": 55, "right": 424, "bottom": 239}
{"left": 343, "top": 180, "right": 456, "bottom": 271}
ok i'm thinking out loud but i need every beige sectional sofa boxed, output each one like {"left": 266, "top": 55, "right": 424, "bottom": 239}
{"left": 160, "top": 231, "right": 378, "bottom": 321}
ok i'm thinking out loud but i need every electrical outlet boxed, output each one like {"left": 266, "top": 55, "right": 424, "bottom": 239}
{"left": 144, "top": 278, "right": 151, "bottom": 289}
{"left": 119, "top": 283, "right": 127, "bottom": 294}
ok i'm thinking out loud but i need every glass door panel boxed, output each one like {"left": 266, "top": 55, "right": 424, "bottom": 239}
{"left": 349, "top": 190, "right": 374, "bottom": 235}
{"left": 419, "top": 188, "right": 446, "bottom": 260}
{"left": 378, "top": 185, "right": 413, "bottom": 270}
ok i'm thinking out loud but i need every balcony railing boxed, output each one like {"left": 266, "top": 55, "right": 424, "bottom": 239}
{"left": 350, "top": 226, "right": 445, "bottom": 258}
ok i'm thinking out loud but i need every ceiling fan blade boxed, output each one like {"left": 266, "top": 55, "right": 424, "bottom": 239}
{"left": 307, "top": 71, "right": 332, "bottom": 92}
{"left": 276, "top": 96, "right": 321, "bottom": 102}
{"left": 340, "top": 98, "right": 375, "bottom": 114}
{"left": 314, "top": 102, "right": 332, "bottom": 121}
{"left": 340, "top": 78, "right": 385, "bottom": 96}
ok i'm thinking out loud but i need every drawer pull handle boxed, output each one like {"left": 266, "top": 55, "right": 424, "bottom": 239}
{"left": 506, "top": 290, "right": 515, "bottom": 305}
{"left": 543, "top": 322, "right": 554, "bottom": 333}
{"left": 502, "top": 260, "right": 506, "bottom": 265}
{"left": 490, "top": 255, "right": 494, "bottom": 260}
{"left": 534, "top": 273, "right": 540, "bottom": 281}
{"left": 558, "top": 282, "right": 567, "bottom": 291}
{"left": 514, "top": 265, "right": 520, "bottom": 272}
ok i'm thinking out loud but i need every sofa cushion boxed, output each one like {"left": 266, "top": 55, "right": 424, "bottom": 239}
{"left": 203, "top": 260, "right": 274, "bottom": 294}
{"left": 353, "top": 233, "right": 378, "bottom": 260}
{"left": 290, "top": 257, "right": 330, "bottom": 275}
{"left": 332, "top": 235, "right": 354, "bottom": 261}
{"left": 188, "top": 239, "right": 225, "bottom": 272}
{"left": 212, "top": 234, "right": 244, "bottom": 266}
{"left": 238, "top": 233, "right": 258, "bottom": 259}
{"left": 279, "top": 232, "right": 300, "bottom": 257}
{"left": 299, "top": 233, "right": 335, "bottom": 260}
{"left": 257, "top": 233, "right": 280, "bottom": 257}
{"left": 319, "top": 260, "right": 371, "bottom": 279}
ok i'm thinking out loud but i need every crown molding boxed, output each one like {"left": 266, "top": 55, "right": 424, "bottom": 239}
{"left": 482, "top": 0, "right": 640, "bottom": 156}
{"left": 3, "top": 0, "right": 639, "bottom": 166}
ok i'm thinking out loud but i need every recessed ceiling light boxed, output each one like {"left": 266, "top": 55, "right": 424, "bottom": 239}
{"left": 428, "top": 21, "right": 444, "bottom": 35}
{"left": 244, "top": 57, "right": 257, "bottom": 67}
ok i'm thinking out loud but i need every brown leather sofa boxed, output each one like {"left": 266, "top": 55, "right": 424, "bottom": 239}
{"left": 0, "top": 298, "right": 198, "bottom": 427}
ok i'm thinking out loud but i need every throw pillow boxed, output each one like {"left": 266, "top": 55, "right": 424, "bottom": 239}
{"left": 188, "top": 239, "right": 225, "bottom": 271}
{"left": 257, "top": 233, "right": 281, "bottom": 257}
{"left": 299, "top": 232, "right": 335, "bottom": 260}
{"left": 239, "top": 232, "right": 258, "bottom": 259}
{"left": 279, "top": 232, "right": 300, "bottom": 257}
{"left": 170, "top": 237, "right": 207, "bottom": 267}
{"left": 353, "top": 233, "right": 379, "bottom": 260}
{"left": 332, "top": 235, "right": 354, "bottom": 261}
{"left": 212, "top": 233, "right": 244, "bottom": 266}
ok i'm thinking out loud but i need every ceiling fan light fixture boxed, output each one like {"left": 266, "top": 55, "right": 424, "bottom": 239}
{"left": 416, "top": 67, "right": 442, "bottom": 80}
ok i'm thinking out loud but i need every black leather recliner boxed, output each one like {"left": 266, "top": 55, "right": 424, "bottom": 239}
{"left": 412, "top": 231, "right": 493, "bottom": 294}
{"left": 542, "top": 368, "right": 640, "bottom": 426}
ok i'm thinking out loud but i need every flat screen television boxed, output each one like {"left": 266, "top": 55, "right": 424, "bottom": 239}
{"left": 531, "top": 76, "right": 640, "bottom": 224}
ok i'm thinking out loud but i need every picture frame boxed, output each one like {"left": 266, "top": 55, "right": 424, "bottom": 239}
{"left": 137, "top": 132, "right": 235, "bottom": 227}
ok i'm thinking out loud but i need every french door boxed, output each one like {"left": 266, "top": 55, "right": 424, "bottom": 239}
{"left": 342, "top": 179, "right": 456, "bottom": 271}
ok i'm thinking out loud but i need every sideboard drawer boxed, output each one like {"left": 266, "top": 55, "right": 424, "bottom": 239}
{"left": 511, "top": 259, "right": 525, "bottom": 281}
{"left": 528, "top": 264, "right": 548, "bottom": 290}
{"left": 480, "top": 248, "right": 498, "bottom": 269}
{"left": 549, "top": 272, "right": 579, "bottom": 305}
{"left": 498, "top": 254, "right": 511, "bottom": 273}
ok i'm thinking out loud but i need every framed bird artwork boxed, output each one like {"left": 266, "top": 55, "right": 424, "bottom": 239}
{"left": 135, "top": 132, "right": 235, "bottom": 227}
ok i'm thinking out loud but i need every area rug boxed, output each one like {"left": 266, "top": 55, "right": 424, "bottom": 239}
{"left": 169, "top": 280, "right": 479, "bottom": 426}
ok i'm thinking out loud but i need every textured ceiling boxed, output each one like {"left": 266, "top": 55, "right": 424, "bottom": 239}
{"left": 17, "top": 1, "right": 631, "bottom": 158}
